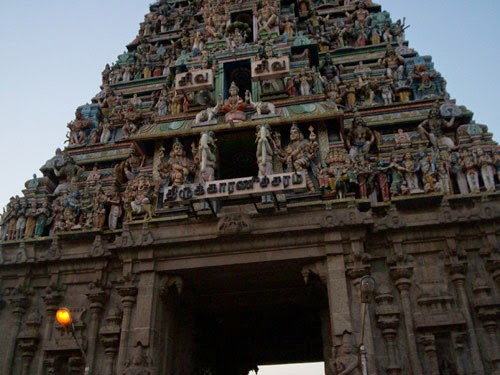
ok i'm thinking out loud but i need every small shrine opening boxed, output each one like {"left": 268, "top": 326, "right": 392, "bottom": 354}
{"left": 230, "top": 11, "right": 254, "bottom": 42}
{"left": 223, "top": 59, "right": 252, "bottom": 100}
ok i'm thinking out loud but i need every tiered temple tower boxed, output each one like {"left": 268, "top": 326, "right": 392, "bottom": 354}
{"left": 0, "top": 0, "right": 499, "bottom": 374}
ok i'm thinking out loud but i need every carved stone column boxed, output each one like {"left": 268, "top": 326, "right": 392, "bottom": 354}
{"left": 418, "top": 334, "right": 439, "bottom": 375}
{"left": 38, "top": 285, "right": 64, "bottom": 375}
{"left": 472, "top": 277, "right": 500, "bottom": 372}
{"left": 85, "top": 282, "right": 107, "bottom": 375}
{"left": 4, "top": 287, "right": 30, "bottom": 375}
{"left": 116, "top": 275, "right": 138, "bottom": 375}
{"left": 387, "top": 242, "right": 423, "bottom": 375}
{"left": 17, "top": 309, "right": 42, "bottom": 375}
{"left": 452, "top": 332, "right": 468, "bottom": 375}
{"left": 375, "top": 288, "right": 401, "bottom": 375}
{"left": 445, "top": 259, "right": 485, "bottom": 374}
{"left": 99, "top": 308, "right": 122, "bottom": 375}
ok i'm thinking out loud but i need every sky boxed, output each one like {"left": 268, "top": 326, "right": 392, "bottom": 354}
{"left": 0, "top": 0, "right": 498, "bottom": 372}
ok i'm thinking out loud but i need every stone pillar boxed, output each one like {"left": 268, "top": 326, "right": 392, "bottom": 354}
{"left": 85, "top": 283, "right": 107, "bottom": 375}
{"left": 116, "top": 277, "right": 138, "bottom": 375}
{"left": 99, "top": 308, "right": 122, "bottom": 375}
{"left": 38, "top": 285, "right": 64, "bottom": 375}
{"left": 387, "top": 247, "right": 423, "bottom": 375}
{"left": 446, "top": 261, "right": 485, "bottom": 374}
{"left": 4, "top": 289, "right": 30, "bottom": 375}
{"left": 324, "top": 232, "right": 353, "bottom": 343}
{"left": 418, "top": 334, "right": 439, "bottom": 375}
{"left": 375, "top": 289, "right": 401, "bottom": 375}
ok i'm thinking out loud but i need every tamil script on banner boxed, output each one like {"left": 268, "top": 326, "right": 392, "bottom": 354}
{"left": 163, "top": 172, "right": 307, "bottom": 202}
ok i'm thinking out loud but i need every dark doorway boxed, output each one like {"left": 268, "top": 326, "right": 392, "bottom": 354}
{"left": 224, "top": 60, "right": 252, "bottom": 101}
{"left": 217, "top": 130, "right": 257, "bottom": 180}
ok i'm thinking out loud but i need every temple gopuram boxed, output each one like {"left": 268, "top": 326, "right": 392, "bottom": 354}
{"left": 1, "top": 0, "right": 499, "bottom": 374}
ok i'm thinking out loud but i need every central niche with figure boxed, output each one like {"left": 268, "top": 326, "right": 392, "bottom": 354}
{"left": 224, "top": 60, "right": 252, "bottom": 100}
{"left": 229, "top": 11, "right": 254, "bottom": 42}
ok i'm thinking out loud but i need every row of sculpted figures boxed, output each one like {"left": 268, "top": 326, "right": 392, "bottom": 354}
{"left": 2, "top": 107, "right": 499, "bottom": 239}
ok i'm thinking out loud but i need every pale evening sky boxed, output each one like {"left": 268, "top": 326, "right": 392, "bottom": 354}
{"left": 0, "top": 1, "right": 498, "bottom": 373}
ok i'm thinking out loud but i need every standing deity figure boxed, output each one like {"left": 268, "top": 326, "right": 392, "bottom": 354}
{"left": 450, "top": 152, "right": 469, "bottom": 195}
{"left": 461, "top": 149, "right": 480, "bottom": 193}
{"left": 476, "top": 148, "right": 496, "bottom": 192}
{"left": 380, "top": 44, "right": 405, "bottom": 80}
{"left": 345, "top": 1, "right": 370, "bottom": 28}
{"left": 394, "top": 18, "right": 410, "bottom": 48}
{"left": 419, "top": 150, "right": 436, "bottom": 193}
{"left": 494, "top": 148, "right": 500, "bottom": 183}
{"left": 402, "top": 152, "right": 422, "bottom": 194}
{"left": 107, "top": 191, "right": 123, "bottom": 230}
{"left": 34, "top": 202, "right": 50, "bottom": 237}
{"left": 256, "top": 124, "right": 276, "bottom": 203}
{"left": 417, "top": 102, "right": 457, "bottom": 149}
{"left": 330, "top": 334, "right": 361, "bottom": 375}
{"left": 256, "top": 124, "right": 275, "bottom": 178}
{"left": 280, "top": 123, "right": 317, "bottom": 191}
{"left": 346, "top": 110, "right": 375, "bottom": 157}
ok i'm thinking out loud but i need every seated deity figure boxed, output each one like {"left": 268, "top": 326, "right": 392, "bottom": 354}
{"left": 159, "top": 139, "right": 196, "bottom": 188}
{"left": 417, "top": 102, "right": 457, "bottom": 149}
{"left": 221, "top": 81, "right": 247, "bottom": 123}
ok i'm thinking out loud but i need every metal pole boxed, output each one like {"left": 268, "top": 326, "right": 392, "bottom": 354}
{"left": 68, "top": 323, "right": 89, "bottom": 375}
{"left": 360, "top": 302, "right": 368, "bottom": 375}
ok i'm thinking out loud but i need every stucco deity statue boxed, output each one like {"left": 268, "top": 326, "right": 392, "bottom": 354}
{"left": 476, "top": 148, "right": 496, "bottom": 192}
{"left": 461, "top": 149, "right": 480, "bottom": 193}
{"left": 402, "top": 152, "right": 421, "bottom": 194}
{"left": 417, "top": 102, "right": 456, "bottom": 149}
{"left": 256, "top": 0, "right": 278, "bottom": 34}
{"left": 221, "top": 82, "right": 247, "bottom": 123}
{"left": 380, "top": 44, "right": 405, "bottom": 80}
{"left": 346, "top": 111, "right": 375, "bottom": 157}
{"left": 67, "top": 111, "right": 90, "bottom": 146}
{"left": 280, "top": 123, "right": 317, "bottom": 191}
{"left": 345, "top": 1, "right": 370, "bottom": 28}
{"left": 160, "top": 139, "right": 196, "bottom": 188}
{"left": 194, "top": 131, "right": 217, "bottom": 184}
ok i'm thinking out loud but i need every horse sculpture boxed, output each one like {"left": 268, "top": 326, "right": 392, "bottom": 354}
{"left": 245, "top": 90, "right": 276, "bottom": 117}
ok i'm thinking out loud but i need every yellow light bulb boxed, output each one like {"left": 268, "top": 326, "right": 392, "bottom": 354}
{"left": 56, "top": 308, "right": 72, "bottom": 327}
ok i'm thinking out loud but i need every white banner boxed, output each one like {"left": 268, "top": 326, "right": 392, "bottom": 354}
{"left": 164, "top": 172, "right": 307, "bottom": 202}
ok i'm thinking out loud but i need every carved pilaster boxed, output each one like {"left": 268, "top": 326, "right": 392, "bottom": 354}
{"left": 99, "top": 308, "right": 122, "bottom": 375}
{"left": 387, "top": 239, "right": 423, "bottom": 375}
{"left": 345, "top": 234, "right": 376, "bottom": 375}
{"left": 472, "top": 277, "right": 500, "bottom": 372}
{"left": 418, "top": 334, "right": 440, "bottom": 375}
{"left": 38, "top": 284, "right": 64, "bottom": 375}
{"left": 86, "top": 282, "right": 108, "bottom": 375}
{"left": 116, "top": 274, "right": 138, "bottom": 375}
{"left": 4, "top": 286, "right": 31, "bottom": 375}
{"left": 479, "top": 226, "right": 500, "bottom": 286}
{"left": 444, "top": 235, "right": 485, "bottom": 375}
{"left": 375, "top": 289, "right": 401, "bottom": 375}
{"left": 18, "top": 309, "right": 42, "bottom": 375}
{"left": 452, "top": 332, "right": 468, "bottom": 375}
